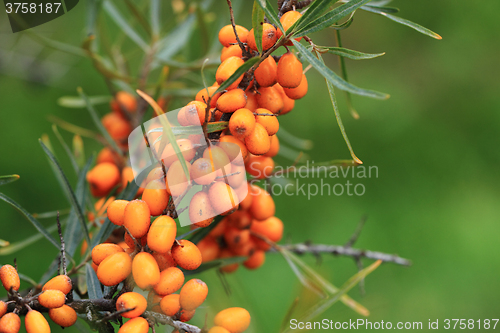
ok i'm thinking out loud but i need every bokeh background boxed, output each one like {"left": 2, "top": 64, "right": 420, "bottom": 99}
{"left": 1, "top": 0, "right": 500, "bottom": 332}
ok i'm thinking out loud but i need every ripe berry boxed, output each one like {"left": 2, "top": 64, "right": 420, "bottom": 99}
{"left": 229, "top": 108, "right": 256, "bottom": 140}
{"left": 0, "top": 312, "right": 21, "bottom": 333}
{"left": 238, "top": 183, "right": 253, "bottom": 211}
{"left": 244, "top": 91, "right": 258, "bottom": 111}
{"left": 219, "top": 136, "right": 248, "bottom": 164}
{"left": 0, "top": 300, "right": 7, "bottom": 317}
{"left": 166, "top": 160, "right": 192, "bottom": 197}
{"left": 0, "top": 264, "right": 20, "bottom": 292}
{"left": 276, "top": 10, "right": 303, "bottom": 45}
{"left": 203, "top": 146, "right": 231, "bottom": 176}
{"left": 264, "top": 135, "right": 279, "bottom": 158}
{"left": 184, "top": 101, "right": 208, "bottom": 126}
{"left": 117, "top": 317, "right": 149, "bottom": 333}
{"left": 247, "top": 23, "right": 277, "bottom": 51}
{"left": 179, "top": 279, "right": 208, "bottom": 311}
{"left": 224, "top": 226, "right": 250, "bottom": 249}
{"left": 158, "top": 139, "right": 196, "bottom": 168}
{"left": 218, "top": 25, "right": 249, "bottom": 47}
{"left": 214, "top": 307, "right": 251, "bottom": 333}
{"left": 197, "top": 237, "right": 220, "bottom": 262}
{"left": 254, "top": 56, "right": 278, "bottom": 87}
{"left": 209, "top": 327, "right": 231, "bottom": 333}
{"left": 116, "top": 292, "right": 148, "bottom": 318}
{"left": 209, "top": 182, "right": 239, "bottom": 215}
{"left": 251, "top": 216, "right": 284, "bottom": 249}
{"left": 283, "top": 73, "right": 308, "bottom": 100}
{"left": 244, "top": 250, "right": 266, "bottom": 269}
{"left": 152, "top": 251, "right": 176, "bottom": 271}
{"left": 255, "top": 86, "right": 284, "bottom": 114}
{"left": 146, "top": 166, "right": 165, "bottom": 184}
{"left": 25, "top": 310, "right": 50, "bottom": 333}
{"left": 142, "top": 179, "right": 169, "bottom": 216}
{"left": 189, "top": 191, "right": 215, "bottom": 227}
{"left": 132, "top": 252, "right": 161, "bottom": 290}
{"left": 216, "top": 57, "right": 245, "bottom": 90}
{"left": 97, "top": 252, "right": 132, "bottom": 286}
{"left": 123, "top": 200, "right": 151, "bottom": 238}
{"left": 179, "top": 308, "right": 196, "bottom": 322}
{"left": 160, "top": 293, "right": 181, "bottom": 316}
{"left": 274, "top": 83, "right": 295, "bottom": 115}
{"left": 246, "top": 155, "right": 275, "bottom": 180}
{"left": 249, "top": 186, "right": 275, "bottom": 221}
{"left": 154, "top": 267, "right": 185, "bottom": 296}
{"left": 227, "top": 210, "right": 252, "bottom": 229}
{"left": 101, "top": 112, "right": 132, "bottom": 141}
{"left": 86, "top": 162, "right": 121, "bottom": 197}
{"left": 220, "top": 45, "right": 243, "bottom": 62}
{"left": 124, "top": 232, "right": 147, "bottom": 249}
{"left": 221, "top": 164, "right": 246, "bottom": 189}
{"left": 92, "top": 243, "right": 125, "bottom": 265}
{"left": 111, "top": 91, "right": 137, "bottom": 115}
{"left": 216, "top": 89, "right": 247, "bottom": 113}
{"left": 38, "top": 289, "right": 66, "bottom": 309}
{"left": 244, "top": 123, "right": 271, "bottom": 155}
{"left": 106, "top": 200, "right": 129, "bottom": 226}
{"left": 196, "top": 86, "right": 222, "bottom": 108}
{"left": 48, "top": 305, "right": 77, "bottom": 327}
{"left": 255, "top": 108, "right": 279, "bottom": 136}
{"left": 277, "top": 52, "right": 303, "bottom": 88}
{"left": 148, "top": 216, "right": 177, "bottom": 254}
{"left": 97, "top": 147, "right": 120, "bottom": 165}
{"left": 191, "top": 158, "right": 216, "bottom": 185}
{"left": 42, "top": 275, "right": 72, "bottom": 295}
{"left": 171, "top": 240, "right": 202, "bottom": 270}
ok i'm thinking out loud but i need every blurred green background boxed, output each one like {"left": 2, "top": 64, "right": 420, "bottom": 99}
{"left": 1, "top": 0, "right": 500, "bottom": 332}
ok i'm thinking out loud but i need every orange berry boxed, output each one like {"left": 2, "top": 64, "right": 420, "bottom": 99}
{"left": 219, "top": 249, "right": 239, "bottom": 273}
{"left": 264, "top": 135, "right": 280, "bottom": 157}
{"left": 171, "top": 240, "right": 202, "bottom": 270}
{"left": 251, "top": 216, "right": 284, "bottom": 245}
{"left": 158, "top": 139, "right": 196, "bottom": 168}
{"left": 25, "top": 310, "right": 50, "bottom": 333}
{"left": 117, "top": 317, "right": 149, "bottom": 333}
{"left": 86, "top": 162, "right": 121, "bottom": 197}
{"left": 249, "top": 186, "right": 275, "bottom": 221}
{"left": 116, "top": 292, "right": 147, "bottom": 318}
{"left": 254, "top": 56, "right": 278, "bottom": 87}
{"left": 152, "top": 251, "right": 176, "bottom": 271}
{"left": 276, "top": 10, "right": 303, "bottom": 45}
{"left": 121, "top": 166, "right": 139, "bottom": 194}
{"left": 227, "top": 210, "right": 252, "bottom": 229}
{"left": 123, "top": 200, "right": 151, "bottom": 238}
{"left": 160, "top": 294, "right": 180, "bottom": 316}
{"left": 179, "top": 279, "right": 208, "bottom": 311}
{"left": 254, "top": 108, "right": 279, "bottom": 135}
{"left": 216, "top": 89, "right": 247, "bottom": 113}
{"left": 238, "top": 183, "right": 253, "bottom": 210}
{"left": 38, "top": 289, "right": 66, "bottom": 309}
{"left": 184, "top": 101, "right": 208, "bottom": 126}
{"left": 274, "top": 83, "right": 295, "bottom": 114}
{"left": 111, "top": 91, "right": 137, "bottom": 115}
{"left": 214, "top": 307, "right": 251, "bottom": 333}
{"left": 124, "top": 232, "right": 147, "bottom": 249}
{"left": 147, "top": 216, "right": 177, "bottom": 254}
{"left": 224, "top": 226, "right": 250, "bottom": 249}
{"left": 219, "top": 136, "right": 248, "bottom": 164}
{"left": 189, "top": 191, "right": 215, "bottom": 228}
{"left": 177, "top": 106, "right": 190, "bottom": 126}
{"left": 283, "top": 73, "right": 308, "bottom": 100}
{"left": 179, "top": 308, "right": 196, "bottom": 322}
{"left": 0, "top": 265, "right": 19, "bottom": 292}
{"left": 146, "top": 166, "right": 165, "bottom": 184}
{"left": 218, "top": 25, "right": 249, "bottom": 47}
{"left": 48, "top": 305, "right": 77, "bottom": 327}
{"left": 0, "top": 300, "right": 7, "bottom": 317}
{"left": 92, "top": 243, "right": 125, "bottom": 265}
{"left": 102, "top": 112, "right": 132, "bottom": 141}
{"left": 216, "top": 57, "right": 245, "bottom": 90}
{"left": 229, "top": 239, "right": 256, "bottom": 257}
{"left": 197, "top": 237, "right": 220, "bottom": 262}
{"left": 132, "top": 252, "right": 161, "bottom": 290}
{"left": 209, "top": 327, "right": 231, "bottom": 333}
{"left": 246, "top": 155, "right": 275, "bottom": 179}
{"left": 220, "top": 45, "right": 243, "bottom": 62}
{"left": 203, "top": 146, "right": 231, "bottom": 175}
{"left": 244, "top": 250, "right": 266, "bottom": 269}
{"left": 209, "top": 182, "right": 239, "bottom": 215}
{"left": 97, "top": 147, "right": 120, "bottom": 165}
{"left": 154, "top": 267, "right": 185, "bottom": 296}
{"left": 247, "top": 23, "right": 277, "bottom": 51}
{"left": 0, "top": 312, "right": 21, "bottom": 333}
{"left": 244, "top": 123, "right": 271, "bottom": 155}
{"left": 196, "top": 87, "right": 222, "bottom": 108}
{"left": 277, "top": 52, "right": 303, "bottom": 88}
{"left": 97, "top": 252, "right": 132, "bottom": 286}
{"left": 166, "top": 160, "right": 192, "bottom": 197}
{"left": 244, "top": 91, "right": 258, "bottom": 111}
{"left": 42, "top": 275, "right": 72, "bottom": 295}
{"left": 142, "top": 180, "right": 170, "bottom": 216}
{"left": 191, "top": 158, "right": 216, "bottom": 185}
{"left": 220, "top": 164, "right": 246, "bottom": 190}
{"left": 229, "top": 108, "right": 255, "bottom": 140}
{"left": 255, "top": 86, "right": 284, "bottom": 114}
{"left": 107, "top": 200, "right": 129, "bottom": 226}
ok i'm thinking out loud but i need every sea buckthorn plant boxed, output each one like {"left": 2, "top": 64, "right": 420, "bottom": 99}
{"left": 0, "top": 0, "right": 439, "bottom": 332}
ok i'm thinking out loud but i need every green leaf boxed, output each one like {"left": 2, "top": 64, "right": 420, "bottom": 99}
{"left": 86, "top": 264, "right": 103, "bottom": 299}
{"left": 86, "top": 0, "right": 102, "bottom": 35}
{"left": 363, "top": 4, "right": 399, "bottom": 13}
{"left": 73, "top": 135, "right": 86, "bottom": 168}
{"left": 39, "top": 140, "right": 91, "bottom": 247}
{"left": 252, "top": 1, "right": 265, "bottom": 54}
{"left": 150, "top": 0, "right": 160, "bottom": 36}
{"left": 189, "top": 216, "right": 223, "bottom": 244}
{"left": 294, "top": 0, "right": 372, "bottom": 37}
{"left": 361, "top": 6, "right": 442, "bottom": 39}
{"left": 78, "top": 87, "right": 122, "bottom": 154}
{"left": 64, "top": 156, "right": 94, "bottom": 257}
{"left": 0, "top": 239, "right": 8, "bottom": 247}
{"left": 149, "top": 122, "right": 229, "bottom": 137}
{"left": 292, "top": 40, "right": 389, "bottom": 100}
{"left": 25, "top": 30, "right": 87, "bottom": 57}
{"left": 47, "top": 115, "right": 99, "bottom": 140}
{"left": 277, "top": 127, "right": 313, "bottom": 150}
{"left": 0, "top": 223, "right": 59, "bottom": 256}
{"left": 156, "top": 15, "right": 197, "bottom": 63}
{"left": 0, "top": 175, "right": 20, "bottom": 186}
{"left": 57, "top": 95, "right": 111, "bottom": 109}
{"left": 123, "top": 0, "right": 151, "bottom": 36}
{"left": 184, "top": 256, "right": 247, "bottom": 275}
{"left": 103, "top": 0, "right": 149, "bottom": 51}
{"left": 257, "top": 0, "right": 284, "bottom": 33}
{"left": 18, "top": 273, "right": 38, "bottom": 288}
{"left": 316, "top": 46, "right": 385, "bottom": 60}
{"left": 33, "top": 209, "right": 71, "bottom": 219}
{"left": 53, "top": 125, "right": 79, "bottom": 174}
{"left": 293, "top": 0, "right": 337, "bottom": 32}
{"left": 215, "top": 57, "right": 259, "bottom": 94}
{"left": 0, "top": 193, "right": 60, "bottom": 251}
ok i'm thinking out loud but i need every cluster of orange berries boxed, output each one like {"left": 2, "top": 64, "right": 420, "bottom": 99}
{"left": 0, "top": 264, "right": 76, "bottom": 333}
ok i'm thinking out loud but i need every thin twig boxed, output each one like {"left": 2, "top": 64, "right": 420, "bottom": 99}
{"left": 226, "top": 0, "right": 249, "bottom": 56}
{"left": 56, "top": 212, "right": 67, "bottom": 276}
